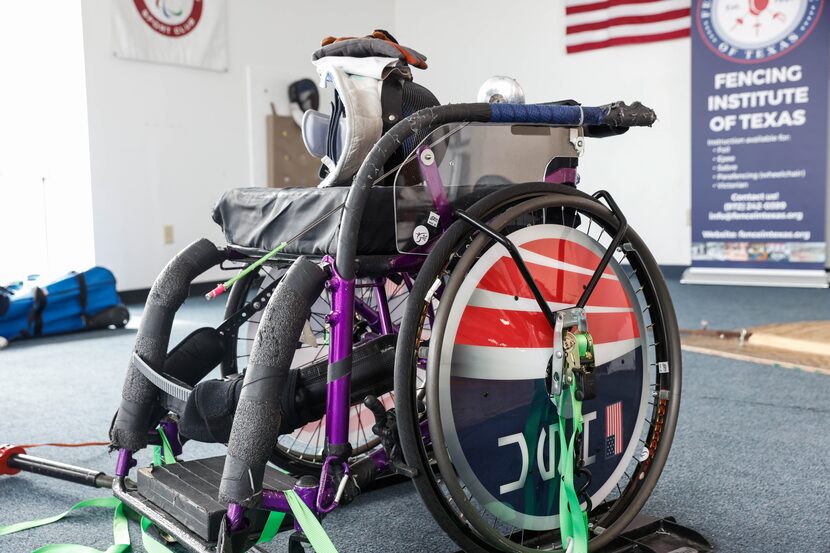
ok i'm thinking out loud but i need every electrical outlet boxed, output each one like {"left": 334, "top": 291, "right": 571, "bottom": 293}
{"left": 163, "top": 225, "right": 175, "bottom": 245}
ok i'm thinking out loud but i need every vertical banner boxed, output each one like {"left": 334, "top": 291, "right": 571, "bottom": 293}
{"left": 685, "top": 0, "right": 829, "bottom": 286}
{"left": 113, "top": 0, "right": 228, "bottom": 72}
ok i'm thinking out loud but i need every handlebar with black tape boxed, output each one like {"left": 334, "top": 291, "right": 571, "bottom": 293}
{"left": 335, "top": 101, "right": 656, "bottom": 279}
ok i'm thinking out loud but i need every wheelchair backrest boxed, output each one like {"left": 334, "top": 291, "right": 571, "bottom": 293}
{"left": 301, "top": 33, "right": 438, "bottom": 187}
{"left": 393, "top": 122, "right": 583, "bottom": 252}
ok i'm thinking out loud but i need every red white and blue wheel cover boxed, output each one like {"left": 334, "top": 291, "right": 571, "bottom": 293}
{"left": 434, "top": 224, "right": 649, "bottom": 530}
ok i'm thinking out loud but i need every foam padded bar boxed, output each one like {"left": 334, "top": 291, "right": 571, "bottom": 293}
{"left": 489, "top": 101, "right": 656, "bottom": 127}
{"left": 218, "top": 256, "right": 327, "bottom": 506}
{"left": 489, "top": 103, "right": 606, "bottom": 126}
{"left": 110, "top": 239, "right": 225, "bottom": 452}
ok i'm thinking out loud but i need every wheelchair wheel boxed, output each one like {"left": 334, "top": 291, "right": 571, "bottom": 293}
{"left": 222, "top": 264, "right": 410, "bottom": 475}
{"left": 395, "top": 183, "right": 681, "bottom": 552}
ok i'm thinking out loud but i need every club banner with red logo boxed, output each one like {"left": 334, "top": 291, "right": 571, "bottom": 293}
{"left": 685, "top": 0, "right": 829, "bottom": 287}
{"left": 113, "top": 0, "right": 228, "bottom": 72}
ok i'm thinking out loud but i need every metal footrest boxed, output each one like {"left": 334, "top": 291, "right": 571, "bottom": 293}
{"left": 597, "top": 515, "right": 712, "bottom": 553}
{"left": 450, "top": 514, "right": 711, "bottom": 553}
{"left": 114, "top": 456, "right": 296, "bottom": 552}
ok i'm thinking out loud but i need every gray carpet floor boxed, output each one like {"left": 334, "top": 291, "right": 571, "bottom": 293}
{"left": 1, "top": 277, "right": 829, "bottom": 552}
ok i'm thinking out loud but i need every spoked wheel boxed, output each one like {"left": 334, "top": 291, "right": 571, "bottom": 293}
{"left": 395, "top": 183, "right": 681, "bottom": 552}
{"left": 221, "top": 263, "right": 411, "bottom": 475}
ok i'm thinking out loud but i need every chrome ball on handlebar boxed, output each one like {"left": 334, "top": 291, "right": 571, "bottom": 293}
{"left": 477, "top": 76, "right": 526, "bottom": 104}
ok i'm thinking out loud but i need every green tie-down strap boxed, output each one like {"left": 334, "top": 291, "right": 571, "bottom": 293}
{"left": 152, "top": 425, "right": 177, "bottom": 467}
{"left": 285, "top": 490, "right": 338, "bottom": 553}
{"left": 0, "top": 497, "right": 127, "bottom": 553}
{"left": 0, "top": 495, "right": 175, "bottom": 553}
{"left": 0, "top": 424, "right": 339, "bottom": 552}
{"left": 554, "top": 384, "right": 589, "bottom": 553}
{"left": 0, "top": 489, "right": 176, "bottom": 553}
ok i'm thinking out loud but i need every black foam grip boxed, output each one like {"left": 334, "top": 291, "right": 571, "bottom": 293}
{"left": 218, "top": 257, "right": 327, "bottom": 505}
{"left": 600, "top": 101, "right": 657, "bottom": 128}
{"left": 110, "top": 239, "right": 224, "bottom": 451}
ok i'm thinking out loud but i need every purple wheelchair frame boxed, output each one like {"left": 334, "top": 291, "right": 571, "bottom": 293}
{"left": 112, "top": 101, "right": 641, "bottom": 536}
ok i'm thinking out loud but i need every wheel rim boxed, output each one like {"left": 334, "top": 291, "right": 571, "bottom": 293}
{"left": 407, "top": 195, "right": 680, "bottom": 551}
{"left": 432, "top": 223, "right": 648, "bottom": 535}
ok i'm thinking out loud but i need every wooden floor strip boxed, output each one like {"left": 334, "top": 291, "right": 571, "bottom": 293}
{"left": 681, "top": 343, "right": 830, "bottom": 376}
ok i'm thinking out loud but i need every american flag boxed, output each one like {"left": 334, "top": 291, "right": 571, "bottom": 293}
{"left": 605, "top": 401, "right": 623, "bottom": 458}
{"left": 566, "top": 0, "right": 691, "bottom": 54}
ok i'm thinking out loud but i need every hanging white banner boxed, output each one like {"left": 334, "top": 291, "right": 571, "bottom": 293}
{"left": 113, "top": 0, "right": 228, "bottom": 72}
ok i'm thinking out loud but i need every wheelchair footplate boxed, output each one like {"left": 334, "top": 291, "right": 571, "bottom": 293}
{"left": 594, "top": 514, "right": 713, "bottom": 553}
{"left": 114, "top": 456, "right": 297, "bottom": 552}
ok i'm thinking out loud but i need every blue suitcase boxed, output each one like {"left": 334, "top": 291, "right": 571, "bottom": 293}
{"left": 0, "top": 267, "right": 129, "bottom": 341}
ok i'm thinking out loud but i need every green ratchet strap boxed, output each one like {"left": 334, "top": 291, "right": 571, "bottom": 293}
{"left": 0, "top": 496, "right": 121, "bottom": 540}
{"left": 0, "top": 425, "right": 338, "bottom": 552}
{"left": 152, "top": 425, "right": 177, "bottom": 467}
{"left": 554, "top": 384, "right": 589, "bottom": 553}
{"left": 0, "top": 494, "right": 177, "bottom": 553}
{"left": 285, "top": 490, "right": 338, "bottom": 553}
{"left": 257, "top": 511, "right": 285, "bottom": 544}
{"left": 140, "top": 516, "right": 178, "bottom": 553}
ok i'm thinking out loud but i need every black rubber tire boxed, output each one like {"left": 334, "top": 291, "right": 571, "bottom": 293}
{"left": 219, "top": 269, "right": 259, "bottom": 377}
{"left": 394, "top": 182, "right": 682, "bottom": 552}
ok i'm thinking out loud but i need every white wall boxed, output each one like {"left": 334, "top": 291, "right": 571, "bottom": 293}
{"left": 394, "top": 0, "right": 692, "bottom": 266}
{"left": 0, "top": 1, "right": 95, "bottom": 283}
{"left": 81, "top": 1, "right": 395, "bottom": 290}
{"left": 81, "top": 1, "right": 690, "bottom": 291}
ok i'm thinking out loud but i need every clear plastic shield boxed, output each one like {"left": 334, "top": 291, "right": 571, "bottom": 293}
{"left": 393, "top": 123, "right": 582, "bottom": 253}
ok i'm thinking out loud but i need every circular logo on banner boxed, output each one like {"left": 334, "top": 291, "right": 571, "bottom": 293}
{"left": 133, "top": 0, "right": 203, "bottom": 38}
{"left": 697, "top": 0, "right": 823, "bottom": 62}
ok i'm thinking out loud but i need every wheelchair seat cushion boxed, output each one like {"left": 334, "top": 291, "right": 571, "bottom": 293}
{"left": 213, "top": 184, "right": 509, "bottom": 257}
{"left": 213, "top": 186, "right": 394, "bottom": 257}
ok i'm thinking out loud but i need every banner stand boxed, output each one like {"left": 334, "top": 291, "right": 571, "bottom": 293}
{"left": 688, "top": 0, "right": 829, "bottom": 287}
{"left": 681, "top": 267, "right": 829, "bottom": 288}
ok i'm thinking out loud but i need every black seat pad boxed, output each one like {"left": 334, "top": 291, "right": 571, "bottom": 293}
{"left": 213, "top": 184, "right": 508, "bottom": 257}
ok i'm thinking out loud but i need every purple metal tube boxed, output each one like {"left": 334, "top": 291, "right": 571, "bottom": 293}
{"left": 354, "top": 297, "right": 382, "bottom": 334}
{"left": 261, "top": 485, "right": 316, "bottom": 513}
{"left": 417, "top": 144, "right": 452, "bottom": 229}
{"left": 159, "top": 420, "right": 183, "bottom": 457}
{"left": 420, "top": 419, "right": 432, "bottom": 447}
{"left": 373, "top": 278, "right": 394, "bottom": 335}
{"left": 323, "top": 257, "right": 355, "bottom": 449}
{"left": 368, "top": 447, "right": 390, "bottom": 474}
{"left": 389, "top": 252, "right": 427, "bottom": 272}
{"left": 325, "top": 380, "right": 351, "bottom": 448}
{"left": 226, "top": 503, "right": 246, "bottom": 532}
{"left": 262, "top": 483, "right": 318, "bottom": 533}
{"left": 114, "top": 449, "right": 134, "bottom": 477}
{"left": 545, "top": 166, "right": 578, "bottom": 184}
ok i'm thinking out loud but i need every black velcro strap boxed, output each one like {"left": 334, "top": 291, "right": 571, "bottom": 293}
{"left": 381, "top": 77, "right": 403, "bottom": 134}
{"left": 0, "top": 286, "right": 10, "bottom": 318}
{"left": 75, "top": 272, "right": 88, "bottom": 324}
{"left": 320, "top": 94, "right": 345, "bottom": 180}
{"left": 27, "top": 287, "right": 48, "bottom": 336}
{"left": 381, "top": 77, "right": 405, "bottom": 173}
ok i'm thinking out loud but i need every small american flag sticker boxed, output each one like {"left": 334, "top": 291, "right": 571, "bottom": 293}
{"left": 605, "top": 401, "right": 623, "bottom": 458}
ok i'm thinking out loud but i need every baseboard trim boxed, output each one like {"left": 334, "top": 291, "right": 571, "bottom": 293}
{"left": 119, "top": 266, "right": 691, "bottom": 304}
{"left": 659, "top": 265, "right": 687, "bottom": 280}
